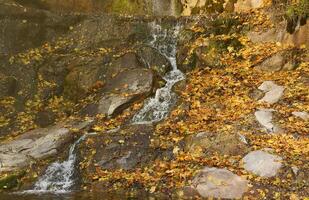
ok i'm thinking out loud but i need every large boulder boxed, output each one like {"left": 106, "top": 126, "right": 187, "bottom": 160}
{"left": 81, "top": 68, "right": 156, "bottom": 117}
{"left": 186, "top": 167, "right": 248, "bottom": 199}
{"left": 0, "top": 120, "right": 91, "bottom": 173}
{"left": 78, "top": 124, "right": 157, "bottom": 173}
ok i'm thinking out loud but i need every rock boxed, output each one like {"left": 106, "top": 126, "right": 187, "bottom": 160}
{"left": 248, "top": 20, "right": 309, "bottom": 48}
{"left": 0, "top": 121, "right": 91, "bottom": 173}
{"left": 78, "top": 124, "right": 157, "bottom": 172}
{"left": 234, "top": 0, "right": 264, "bottom": 12}
{"left": 137, "top": 46, "right": 172, "bottom": 76}
{"left": 292, "top": 111, "right": 309, "bottom": 121}
{"left": 0, "top": 3, "right": 83, "bottom": 54}
{"left": 247, "top": 28, "right": 285, "bottom": 44}
{"left": 16, "top": 0, "right": 182, "bottom": 16}
{"left": 255, "top": 109, "right": 281, "bottom": 133}
{"left": 255, "top": 52, "right": 285, "bottom": 72}
{"left": 89, "top": 68, "right": 155, "bottom": 117}
{"left": 34, "top": 110, "right": 56, "bottom": 128}
{"left": 0, "top": 74, "right": 17, "bottom": 97}
{"left": 258, "top": 81, "right": 285, "bottom": 104}
{"left": 190, "top": 167, "right": 248, "bottom": 199}
{"left": 185, "top": 132, "right": 249, "bottom": 156}
{"left": 242, "top": 149, "right": 283, "bottom": 177}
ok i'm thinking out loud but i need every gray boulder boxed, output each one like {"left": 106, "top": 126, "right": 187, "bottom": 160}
{"left": 188, "top": 167, "right": 248, "bottom": 199}
{"left": 242, "top": 149, "right": 283, "bottom": 178}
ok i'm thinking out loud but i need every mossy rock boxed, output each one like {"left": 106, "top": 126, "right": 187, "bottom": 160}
{"left": 0, "top": 172, "right": 25, "bottom": 190}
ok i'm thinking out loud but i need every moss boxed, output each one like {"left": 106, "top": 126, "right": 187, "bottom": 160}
{"left": 0, "top": 171, "right": 26, "bottom": 190}
{"left": 111, "top": 0, "right": 141, "bottom": 14}
{"left": 285, "top": 0, "right": 309, "bottom": 33}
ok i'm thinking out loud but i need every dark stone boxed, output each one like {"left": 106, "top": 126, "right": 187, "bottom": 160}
{"left": 35, "top": 110, "right": 55, "bottom": 127}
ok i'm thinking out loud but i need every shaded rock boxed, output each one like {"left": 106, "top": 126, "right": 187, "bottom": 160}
{"left": 0, "top": 74, "right": 17, "bottom": 97}
{"left": 184, "top": 132, "right": 249, "bottom": 156}
{"left": 255, "top": 109, "right": 281, "bottom": 133}
{"left": 79, "top": 124, "right": 157, "bottom": 172}
{"left": 0, "top": 121, "right": 91, "bottom": 173}
{"left": 258, "top": 81, "right": 285, "bottom": 104}
{"left": 137, "top": 46, "right": 172, "bottom": 76}
{"left": 0, "top": 2, "right": 83, "bottom": 54}
{"left": 292, "top": 111, "right": 309, "bottom": 121}
{"left": 242, "top": 149, "right": 283, "bottom": 177}
{"left": 34, "top": 110, "right": 56, "bottom": 128}
{"left": 189, "top": 167, "right": 248, "bottom": 199}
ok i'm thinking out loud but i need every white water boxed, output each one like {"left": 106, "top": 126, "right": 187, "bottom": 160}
{"left": 25, "top": 21, "right": 184, "bottom": 194}
{"left": 132, "top": 22, "right": 185, "bottom": 123}
{"left": 24, "top": 133, "right": 96, "bottom": 193}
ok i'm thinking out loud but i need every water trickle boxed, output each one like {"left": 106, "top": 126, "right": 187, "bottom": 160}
{"left": 25, "top": 133, "right": 96, "bottom": 193}
{"left": 132, "top": 22, "right": 185, "bottom": 124}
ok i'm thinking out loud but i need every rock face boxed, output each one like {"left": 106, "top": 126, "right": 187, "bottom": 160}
{"left": 185, "top": 132, "right": 249, "bottom": 156}
{"left": 15, "top": 0, "right": 182, "bottom": 16}
{"left": 258, "top": 81, "right": 285, "bottom": 104}
{"left": 255, "top": 109, "right": 281, "bottom": 133}
{"left": 242, "top": 149, "right": 283, "bottom": 177}
{"left": 248, "top": 20, "right": 309, "bottom": 48}
{"left": 234, "top": 0, "right": 264, "bottom": 12}
{"left": 189, "top": 167, "right": 248, "bottom": 199}
{"left": 79, "top": 124, "right": 157, "bottom": 171}
{"left": 0, "top": 121, "right": 91, "bottom": 173}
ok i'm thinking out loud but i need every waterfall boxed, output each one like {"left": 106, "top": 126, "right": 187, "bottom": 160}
{"left": 25, "top": 20, "right": 184, "bottom": 194}
{"left": 132, "top": 22, "right": 185, "bottom": 124}
{"left": 24, "top": 133, "right": 96, "bottom": 193}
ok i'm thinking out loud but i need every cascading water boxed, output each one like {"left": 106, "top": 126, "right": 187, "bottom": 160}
{"left": 24, "top": 133, "right": 95, "bottom": 193}
{"left": 24, "top": 21, "right": 184, "bottom": 194}
{"left": 132, "top": 22, "right": 185, "bottom": 123}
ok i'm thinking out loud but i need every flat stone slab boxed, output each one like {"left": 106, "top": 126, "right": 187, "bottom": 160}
{"left": 258, "top": 81, "right": 285, "bottom": 104}
{"left": 242, "top": 149, "right": 282, "bottom": 178}
{"left": 255, "top": 109, "right": 281, "bottom": 133}
{"left": 191, "top": 167, "right": 248, "bottom": 199}
{"left": 0, "top": 121, "right": 91, "bottom": 173}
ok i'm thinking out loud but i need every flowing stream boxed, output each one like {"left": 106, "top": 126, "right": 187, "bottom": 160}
{"left": 132, "top": 22, "right": 185, "bottom": 123}
{"left": 22, "top": 21, "right": 184, "bottom": 194}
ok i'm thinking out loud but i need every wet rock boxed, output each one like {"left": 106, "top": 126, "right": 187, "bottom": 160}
{"left": 0, "top": 121, "right": 91, "bottom": 173}
{"left": 79, "top": 124, "right": 157, "bottom": 172}
{"left": 137, "top": 46, "right": 172, "bottom": 76}
{"left": 189, "top": 167, "right": 248, "bottom": 199}
{"left": 255, "top": 109, "right": 281, "bottom": 133}
{"left": 242, "top": 149, "right": 283, "bottom": 177}
{"left": 258, "top": 81, "right": 285, "bottom": 104}
{"left": 185, "top": 132, "right": 249, "bottom": 156}
{"left": 292, "top": 111, "right": 309, "bottom": 121}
